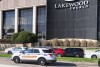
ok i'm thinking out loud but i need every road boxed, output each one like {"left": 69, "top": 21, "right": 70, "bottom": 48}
{"left": 0, "top": 57, "right": 99, "bottom": 67}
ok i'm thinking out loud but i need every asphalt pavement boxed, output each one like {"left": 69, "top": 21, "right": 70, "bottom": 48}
{"left": 0, "top": 64, "right": 22, "bottom": 67}
{"left": 0, "top": 57, "right": 99, "bottom": 67}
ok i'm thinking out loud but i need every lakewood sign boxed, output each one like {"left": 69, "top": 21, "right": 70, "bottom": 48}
{"left": 55, "top": 0, "right": 89, "bottom": 10}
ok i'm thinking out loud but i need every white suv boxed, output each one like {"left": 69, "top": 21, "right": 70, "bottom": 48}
{"left": 11, "top": 48, "right": 56, "bottom": 66}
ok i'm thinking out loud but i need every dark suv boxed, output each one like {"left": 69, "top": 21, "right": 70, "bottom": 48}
{"left": 64, "top": 48, "right": 84, "bottom": 58}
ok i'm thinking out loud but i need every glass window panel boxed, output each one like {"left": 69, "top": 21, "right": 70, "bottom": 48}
{"left": 37, "top": 6, "right": 46, "bottom": 39}
{"left": 19, "top": 8, "right": 33, "bottom": 32}
{"left": 3, "top": 10, "right": 15, "bottom": 39}
{"left": 98, "top": 2, "right": 100, "bottom": 39}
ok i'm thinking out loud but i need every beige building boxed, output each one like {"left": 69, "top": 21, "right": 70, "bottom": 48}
{"left": 0, "top": 0, "right": 46, "bottom": 39}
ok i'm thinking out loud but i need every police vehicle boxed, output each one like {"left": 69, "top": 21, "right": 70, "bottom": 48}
{"left": 11, "top": 48, "right": 56, "bottom": 66}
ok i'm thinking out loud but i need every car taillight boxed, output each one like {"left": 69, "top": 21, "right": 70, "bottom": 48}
{"left": 49, "top": 54, "right": 53, "bottom": 57}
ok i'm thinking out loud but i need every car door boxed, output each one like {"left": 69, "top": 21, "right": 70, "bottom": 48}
{"left": 20, "top": 49, "right": 39, "bottom": 61}
{"left": 65, "top": 48, "right": 73, "bottom": 57}
{"left": 68, "top": 48, "right": 75, "bottom": 56}
{"left": 32, "top": 49, "right": 40, "bottom": 60}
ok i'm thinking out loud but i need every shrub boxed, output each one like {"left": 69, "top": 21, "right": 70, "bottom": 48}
{"left": 74, "top": 40, "right": 80, "bottom": 47}
{"left": 51, "top": 38, "right": 59, "bottom": 46}
{"left": 46, "top": 41, "right": 52, "bottom": 46}
{"left": 80, "top": 40, "right": 87, "bottom": 47}
{"left": 11, "top": 31, "right": 38, "bottom": 43}
{"left": 11, "top": 33, "right": 19, "bottom": 43}
{"left": 58, "top": 40, "right": 63, "bottom": 46}
{"left": 70, "top": 39, "right": 75, "bottom": 47}
{"left": 63, "top": 39, "right": 70, "bottom": 46}
{"left": 27, "top": 33, "right": 38, "bottom": 43}
{"left": 87, "top": 41, "right": 97, "bottom": 47}
{"left": 41, "top": 40, "right": 48, "bottom": 46}
{"left": 93, "top": 42, "right": 97, "bottom": 47}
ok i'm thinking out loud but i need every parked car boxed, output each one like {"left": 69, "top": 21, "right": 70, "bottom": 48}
{"left": 52, "top": 48, "right": 65, "bottom": 57}
{"left": 11, "top": 48, "right": 56, "bottom": 66}
{"left": 5, "top": 47, "right": 15, "bottom": 54}
{"left": 64, "top": 48, "right": 84, "bottom": 57}
{"left": 5, "top": 47, "right": 28, "bottom": 54}
{"left": 84, "top": 50, "right": 100, "bottom": 58}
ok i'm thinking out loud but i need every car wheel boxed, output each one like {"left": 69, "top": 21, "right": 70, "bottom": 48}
{"left": 13, "top": 57, "right": 20, "bottom": 63}
{"left": 38, "top": 58, "right": 46, "bottom": 66}
{"left": 8, "top": 51, "right": 12, "bottom": 54}
{"left": 57, "top": 54, "right": 62, "bottom": 57}
{"left": 91, "top": 55, "right": 97, "bottom": 58}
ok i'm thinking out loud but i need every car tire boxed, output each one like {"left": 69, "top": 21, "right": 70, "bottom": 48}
{"left": 38, "top": 58, "right": 46, "bottom": 66}
{"left": 57, "top": 54, "right": 62, "bottom": 57}
{"left": 13, "top": 57, "right": 20, "bottom": 63}
{"left": 8, "top": 51, "right": 12, "bottom": 54}
{"left": 91, "top": 55, "right": 97, "bottom": 58}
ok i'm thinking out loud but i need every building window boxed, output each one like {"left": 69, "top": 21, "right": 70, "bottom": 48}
{"left": 37, "top": 6, "right": 46, "bottom": 39}
{"left": 19, "top": 8, "right": 33, "bottom": 32}
{"left": 3, "top": 10, "right": 15, "bottom": 39}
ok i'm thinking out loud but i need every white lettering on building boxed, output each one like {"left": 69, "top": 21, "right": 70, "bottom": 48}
{"left": 55, "top": 0, "right": 89, "bottom": 10}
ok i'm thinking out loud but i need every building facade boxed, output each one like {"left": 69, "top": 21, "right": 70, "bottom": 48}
{"left": 0, "top": 0, "right": 99, "bottom": 40}
{"left": 0, "top": 0, "right": 46, "bottom": 39}
{"left": 47, "top": 0, "right": 98, "bottom": 40}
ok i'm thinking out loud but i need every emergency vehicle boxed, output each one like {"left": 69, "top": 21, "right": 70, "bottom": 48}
{"left": 11, "top": 48, "right": 56, "bottom": 66}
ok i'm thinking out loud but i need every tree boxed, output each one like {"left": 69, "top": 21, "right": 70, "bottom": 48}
{"left": 11, "top": 31, "right": 38, "bottom": 43}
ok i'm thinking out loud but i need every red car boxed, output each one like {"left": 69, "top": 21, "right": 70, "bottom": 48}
{"left": 52, "top": 48, "right": 65, "bottom": 57}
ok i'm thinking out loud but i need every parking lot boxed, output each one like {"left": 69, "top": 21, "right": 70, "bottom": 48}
{"left": 0, "top": 57, "right": 99, "bottom": 67}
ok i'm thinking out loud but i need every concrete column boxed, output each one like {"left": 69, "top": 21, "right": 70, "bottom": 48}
{"left": 0, "top": 10, "right": 2, "bottom": 39}
{"left": 15, "top": 9, "right": 18, "bottom": 33}
{"left": 33, "top": 6, "right": 37, "bottom": 34}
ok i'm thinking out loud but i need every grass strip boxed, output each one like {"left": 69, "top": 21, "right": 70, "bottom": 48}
{"left": 57, "top": 57, "right": 99, "bottom": 63}
{"left": 0, "top": 54, "right": 11, "bottom": 58}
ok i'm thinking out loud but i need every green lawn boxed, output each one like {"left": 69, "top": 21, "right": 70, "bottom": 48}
{"left": 0, "top": 54, "right": 11, "bottom": 58}
{"left": 57, "top": 57, "right": 99, "bottom": 63}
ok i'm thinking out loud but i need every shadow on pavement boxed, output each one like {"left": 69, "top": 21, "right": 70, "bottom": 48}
{"left": 22, "top": 61, "right": 77, "bottom": 67}
{"left": 47, "top": 62, "right": 77, "bottom": 67}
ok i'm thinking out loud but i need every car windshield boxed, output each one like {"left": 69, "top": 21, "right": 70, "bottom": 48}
{"left": 42, "top": 49, "right": 53, "bottom": 53}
